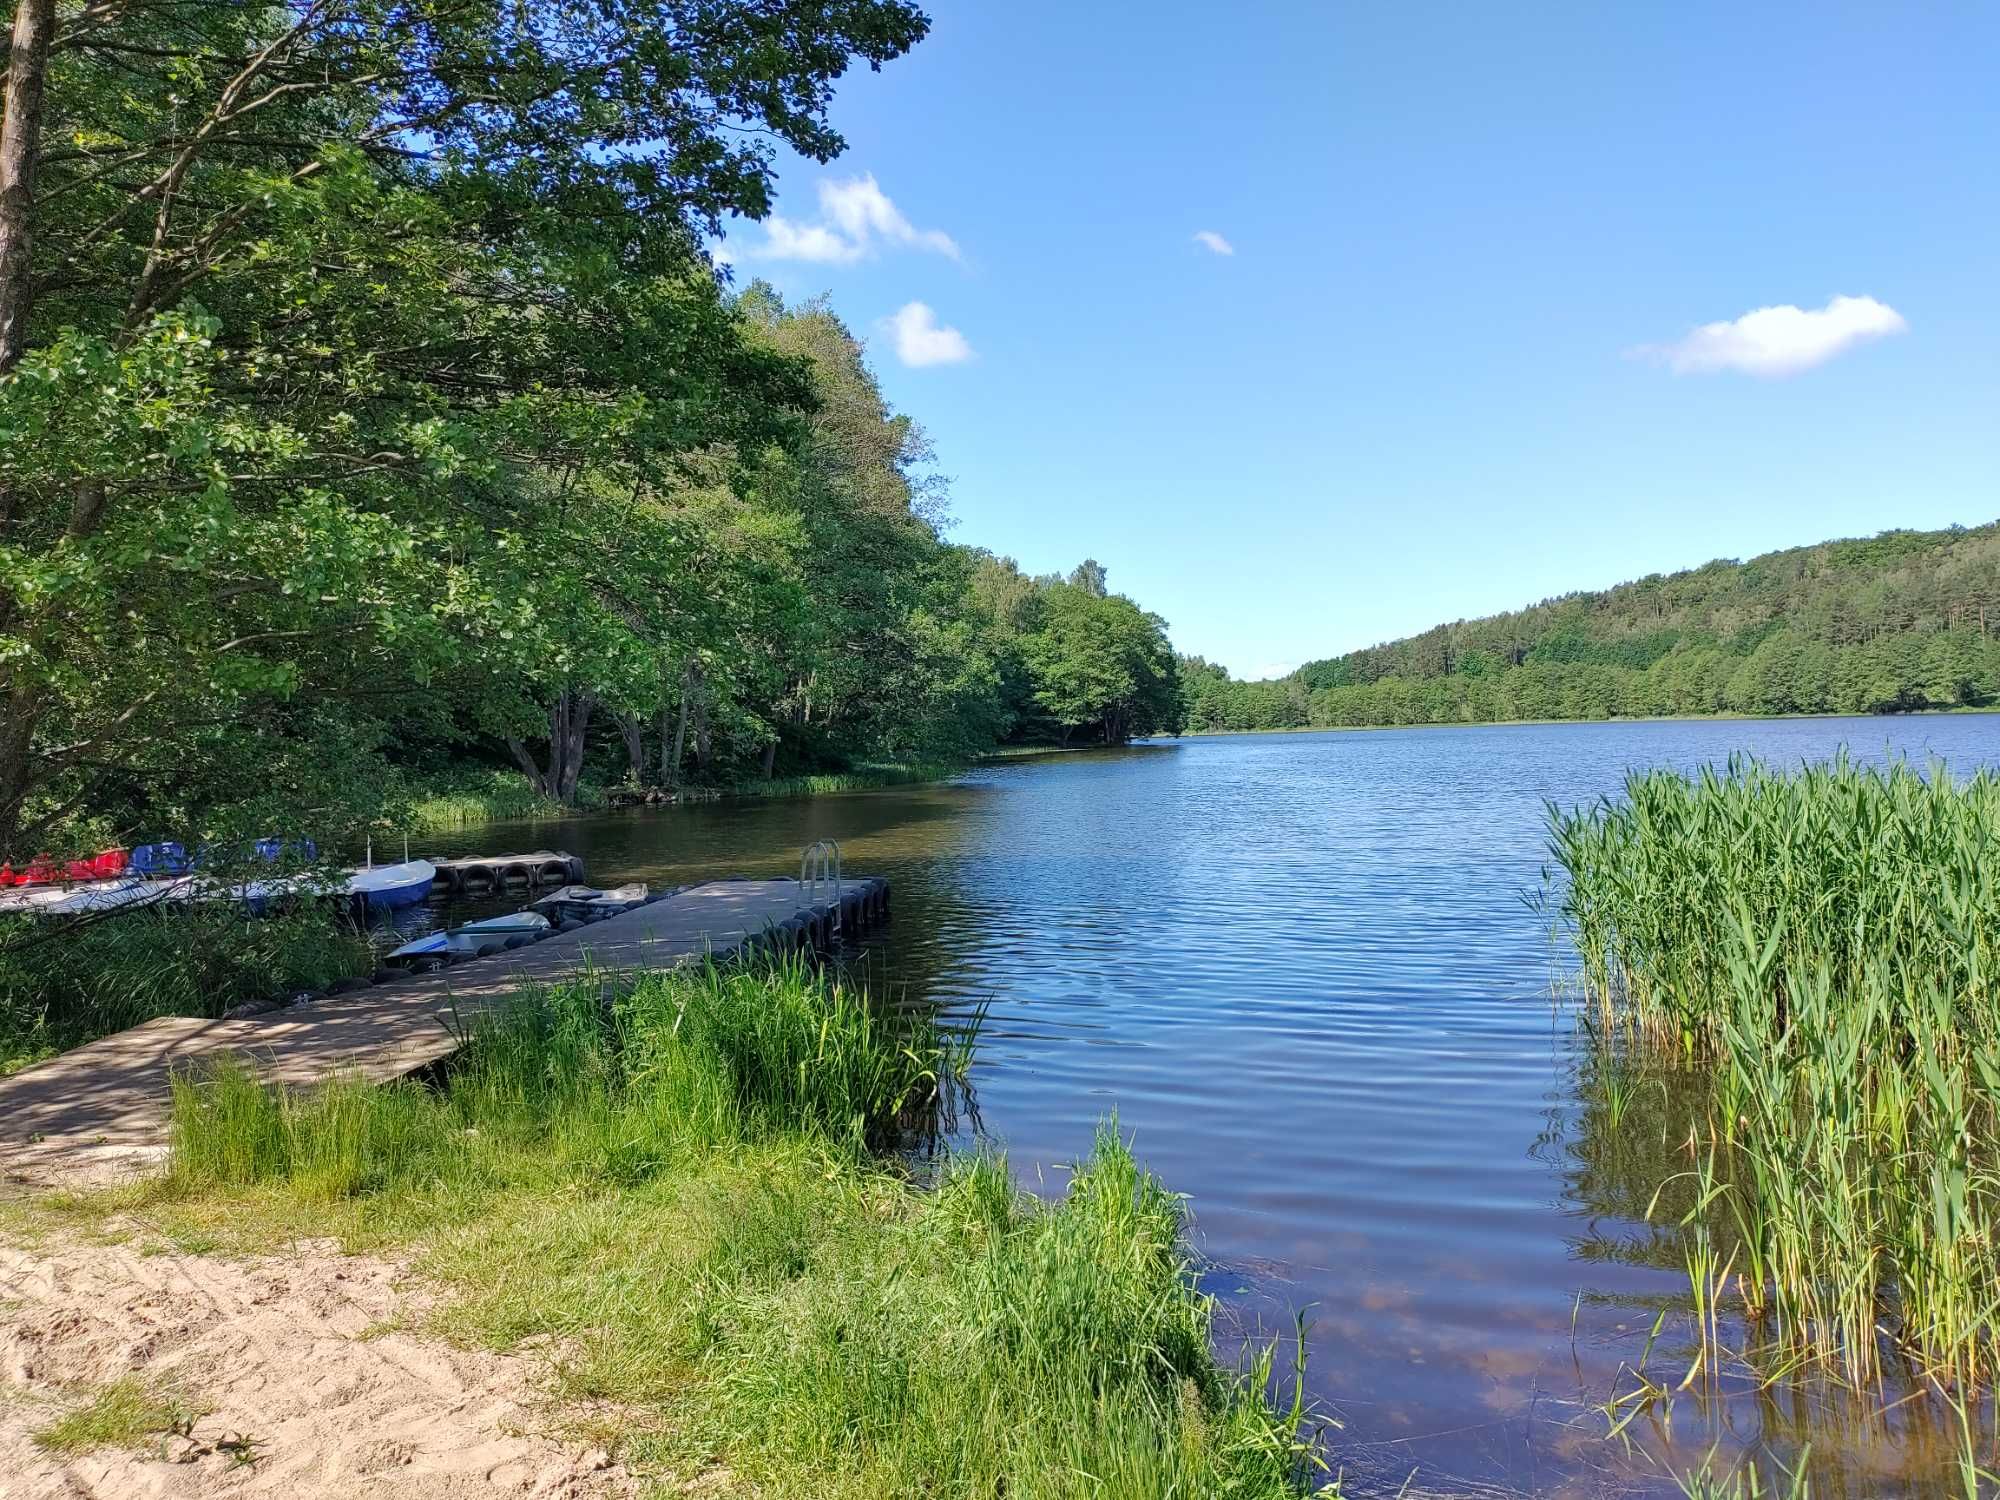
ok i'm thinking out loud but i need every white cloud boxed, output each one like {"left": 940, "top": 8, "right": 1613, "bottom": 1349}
{"left": 1192, "top": 230, "right": 1235, "bottom": 257}
{"left": 735, "top": 174, "right": 959, "bottom": 265}
{"left": 1634, "top": 294, "right": 1908, "bottom": 377}
{"left": 820, "top": 175, "right": 961, "bottom": 260}
{"left": 885, "top": 302, "right": 973, "bottom": 367}
{"left": 1243, "top": 661, "right": 1297, "bottom": 681}
{"left": 757, "top": 215, "right": 866, "bottom": 265}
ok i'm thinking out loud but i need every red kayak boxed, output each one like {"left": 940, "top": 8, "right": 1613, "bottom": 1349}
{"left": 0, "top": 848, "right": 128, "bottom": 886}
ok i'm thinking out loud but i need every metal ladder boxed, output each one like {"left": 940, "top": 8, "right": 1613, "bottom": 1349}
{"left": 799, "top": 839, "right": 843, "bottom": 939}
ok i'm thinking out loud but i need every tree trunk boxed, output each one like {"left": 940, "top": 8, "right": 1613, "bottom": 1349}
{"left": 0, "top": 0, "right": 54, "bottom": 370}
{"left": 665, "top": 659, "right": 699, "bottom": 783}
{"left": 0, "top": 678, "right": 38, "bottom": 858}
{"left": 759, "top": 739, "right": 777, "bottom": 779}
{"left": 691, "top": 685, "right": 711, "bottom": 769}
{"left": 506, "top": 689, "right": 597, "bottom": 804}
{"left": 0, "top": 0, "right": 57, "bottom": 856}
{"left": 554, "top": 690, "right": 594, "bottom": 803}
{"left": 504, "top": 735, "right": 553, "bottom": 800}
{"left": 618, "top": 711, "right": 645, "bottom": 783}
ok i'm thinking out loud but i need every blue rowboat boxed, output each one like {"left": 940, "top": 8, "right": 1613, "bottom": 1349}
{"left": 345, "top": 859, "right": 436, "bottom": 913}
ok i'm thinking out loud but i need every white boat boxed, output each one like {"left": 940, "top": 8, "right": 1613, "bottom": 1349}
{"left": 0, "top": 877, "right": 188, "bottom": 918}
{"left": 386, "top": 910, "right": 551, "bottom": 963}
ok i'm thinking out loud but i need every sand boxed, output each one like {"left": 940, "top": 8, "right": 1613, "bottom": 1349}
{"left": 0, "top": 1235, "right": 637, "bottom": 1500}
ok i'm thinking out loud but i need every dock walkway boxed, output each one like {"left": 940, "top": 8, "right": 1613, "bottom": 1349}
{"left": 0, "top": 876, "right": 886, "bottom": 1183}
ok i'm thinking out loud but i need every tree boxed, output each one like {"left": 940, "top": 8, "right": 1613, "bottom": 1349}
{"left": 1023, "top": 583, "right": 1181, "bottom": 745}
{"left": 0, "top": 0, "right": 930, "bottom": 845}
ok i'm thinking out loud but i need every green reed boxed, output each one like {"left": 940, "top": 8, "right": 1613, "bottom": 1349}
{"left": 1547, "top": 755, "right": 2000, "bottom": 1390}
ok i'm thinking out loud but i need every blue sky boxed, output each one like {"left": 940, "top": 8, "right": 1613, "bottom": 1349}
{"left": 719, "top": 2, "right": 2000, "bottom": 680}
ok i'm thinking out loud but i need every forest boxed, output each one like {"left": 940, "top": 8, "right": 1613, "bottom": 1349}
{"left": 0, "top": 0, "right": 1180, "bottom": 862}
{"left": 1183, "top": 522, "right": 2000, "bottom": 732}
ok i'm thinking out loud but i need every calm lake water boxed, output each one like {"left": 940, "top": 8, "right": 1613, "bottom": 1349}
{"left": 423, "top": 717, "right": 2000, "bottom": 1498}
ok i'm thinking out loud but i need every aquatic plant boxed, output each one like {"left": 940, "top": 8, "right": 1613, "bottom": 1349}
{"left": 161, "top": 958, "right": 1332, "bottom": 1496}
{"left": 1547, "top": 755, "right": 2000, "bottom": 1390}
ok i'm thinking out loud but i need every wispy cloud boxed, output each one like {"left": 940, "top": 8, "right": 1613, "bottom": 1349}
{"left": 1243, "top": 661, "right": 1297, "bottom": 681}
{"left": 821, "top": 176, "right": 960, "bottom": 260}
{"left": 737, "top": 174, "right": 960, "bottom": 265}
{"left": 885, "top": 302, "right": 973, "bottom": 367}
{"left": 1192, "top": 230, "right": 1235, "bottom": 257}
{"left": 1633, "top": 294, "right": 1907, "bottom": 377}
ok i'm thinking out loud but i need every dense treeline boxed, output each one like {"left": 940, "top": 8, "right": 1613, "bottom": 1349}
{"left": 1184, "top": 523, "right": 2000, "bottom": 732}
{"left": 0, "top": 0, "right": 1177, "bottom": 860}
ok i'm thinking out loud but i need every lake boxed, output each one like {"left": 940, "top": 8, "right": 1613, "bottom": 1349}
{"left": 423, "top": 716, "right": 2000, "bottom": 1498}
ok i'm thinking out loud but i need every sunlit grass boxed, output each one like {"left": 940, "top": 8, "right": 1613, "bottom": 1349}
{"left": 154, "top": 958, "right": 1333, "bottom": 1497}
{"left": 405, "top": 768, "right": 599, "bottom": 831}
{"left": 30, "top": 1377, "right": 192, "bottom": 1455}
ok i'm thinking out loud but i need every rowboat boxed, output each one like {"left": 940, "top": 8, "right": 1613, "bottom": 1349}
{"left": 385, "top": 910, "right": 552, "bottom": 963}
{"left": 345, "top": 859, "right": 437, "bottom": 913}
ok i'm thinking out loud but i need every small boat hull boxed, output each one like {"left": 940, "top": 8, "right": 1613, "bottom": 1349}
{"left": 346, "top": 860, "right": 437, "bottom": 913}
{"left": 386, "top": 910, "right": 552, "bottom": 963}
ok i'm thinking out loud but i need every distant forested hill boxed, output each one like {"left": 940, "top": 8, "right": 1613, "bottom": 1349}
{"left": 1183, "top": 522, "right": 2000, "bottom": 732}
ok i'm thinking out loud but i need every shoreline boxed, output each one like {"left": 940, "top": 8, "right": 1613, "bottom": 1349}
{"left": 1174, "top": 705, "right": 2000, "bottom": 739}
{"left": 406, "top": 745, "right": 1102, "bottom": 834}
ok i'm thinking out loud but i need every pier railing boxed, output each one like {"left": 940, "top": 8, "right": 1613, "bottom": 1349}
{"left": 799, "top": 840, "right": 842, "bottom": 938}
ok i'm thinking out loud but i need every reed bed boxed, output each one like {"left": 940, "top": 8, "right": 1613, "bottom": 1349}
{"left": 404, "top": 768, "right": 594, "bottom": 831}
{"left": 161, "top": 958, "right": 1329, "bottom": 1497}
{"left": 731, "top": 758, "right": 964, "bottom": 800}
{"left": 1546, "top": 755, "right": 2000, "bottom": 1392}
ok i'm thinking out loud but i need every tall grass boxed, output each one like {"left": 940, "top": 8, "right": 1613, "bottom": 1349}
{"left": 738, "top": 759, "right": 962, "bottom": 800}
{"left": 405, "top": 767, "right": 598, "bottom": 831}
{"left": 161, "top": 958, "right": 1329, "bottom": 1497}
{"left": 1546, "top": 755, "right": 2000, "bottom": 1390}
{"left": 406, "top": 759, "right": 959, "bottom": 833}
{"left": 0, "top": 904, "right": 370, "bottom": 1074}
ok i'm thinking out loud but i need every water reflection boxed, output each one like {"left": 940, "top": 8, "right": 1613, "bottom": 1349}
{"left": 426, "top": 720, "right": 2000, "bottom": 1496}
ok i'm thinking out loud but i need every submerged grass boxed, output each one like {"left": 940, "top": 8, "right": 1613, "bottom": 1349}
{"left": 1546, "top": 754, "right": 2000, "bottom": 1391}
{"left": 156, "top": 957, "right": 1330, "bottom": 1497}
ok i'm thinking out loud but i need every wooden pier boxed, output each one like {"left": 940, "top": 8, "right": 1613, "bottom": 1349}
{"left": 0, "top": 874, "right": 888, "bottom": 1184}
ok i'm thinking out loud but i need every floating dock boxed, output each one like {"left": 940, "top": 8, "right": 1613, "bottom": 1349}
{"left": 423, "top": 849, "right": 585, "bottom": 893}
{"left": 0, "top": 874, "right": 888, "bottom": 1182}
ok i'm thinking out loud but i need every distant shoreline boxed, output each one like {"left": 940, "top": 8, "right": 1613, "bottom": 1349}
{"left": 1167, "top": 706, "right": 2000, "bottom": 739}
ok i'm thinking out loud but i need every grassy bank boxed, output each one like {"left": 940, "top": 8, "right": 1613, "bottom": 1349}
{"left": 404, "top": 768, "right": 605, "bottom": 832}
{"left": 140, "top": 960, "right": 1330, "bottom": 1497}
{"left": 405, "top": 759, "right": 967, "bottom": 834}
{"left": 1546, "top": 755, "right": 2000, "bottom": 1389}
{"left": 0, "top": 906, "right": 370, "bottom": 1076}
